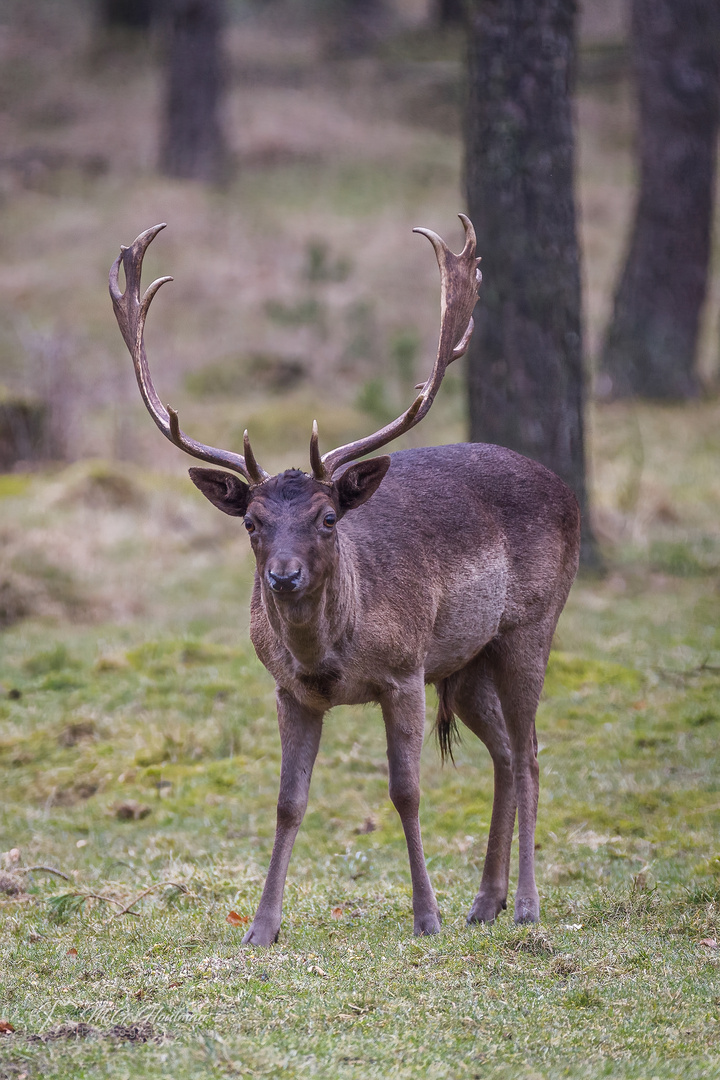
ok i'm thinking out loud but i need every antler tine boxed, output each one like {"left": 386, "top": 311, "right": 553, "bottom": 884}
{"left": 243, "top": 430, "right": 270, "bottom": 484}
{"left": 110, "top": 225, "right": 267, "bottom": 485}
{"left": 309, "top": 420, "right": 327, "bottom": 482}
{"left": 318, "top": 215, "right": 481, "bottom": 479}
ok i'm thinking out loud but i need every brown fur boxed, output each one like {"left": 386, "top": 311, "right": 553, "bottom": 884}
{"left": 190, "top": 441, "right": 581, "bottom": 944}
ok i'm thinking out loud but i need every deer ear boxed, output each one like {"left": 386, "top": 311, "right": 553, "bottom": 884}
{"left": 189, "top": 468, "right": 251, "bottom": 517}
{"left": 334, "top": 456, "right": 391, "bottom": 515}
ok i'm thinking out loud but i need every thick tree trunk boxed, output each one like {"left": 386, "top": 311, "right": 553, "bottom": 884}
{"left": 465, "top": 0, "right": 595, "bottom": 565}
{"left": 435, "top": 0, "right": 466, "bottom": 25}
{"left": 600, "top": 0, "right": 720, "bottom": 399}
{"left": 159, "top": 0, "right": 228, "bottom": 183}
{"left": 101, "top": 0, "right": 154, "bottom": 29}
{"left": 326, "top": 0, "right": 390, "bottom": 56}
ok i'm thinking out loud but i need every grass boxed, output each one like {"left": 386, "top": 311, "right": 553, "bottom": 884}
{"left": 0, "top": 461, "right": 719, "bottom": 1079}
{"left": 1, "top": 3, "right": 720, "bottom": 1077}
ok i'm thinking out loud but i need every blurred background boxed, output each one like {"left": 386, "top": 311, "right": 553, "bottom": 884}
{"left": 0, "top": 0, "right": 718, "bottom": 628}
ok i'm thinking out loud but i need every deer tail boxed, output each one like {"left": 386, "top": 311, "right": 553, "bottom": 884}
{"left": 435, "top": 677, "right": 461, "bottom": 766}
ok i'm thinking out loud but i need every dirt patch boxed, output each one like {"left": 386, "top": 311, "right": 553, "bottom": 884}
{"left": 24, "top": 1020, "right": 160, "bottom": 1043}
{"left": 53, "top": 781, "right": 99, "bottom": 807}
{"left": 112, "top": 800, "right": 152, "bottom": 821}
{"left": 506, "top": 929, "right": 555, "bottom": 956}
{"left": 0, "top": 874, "right": 24, "bottom": 897}
{"left": 57, "top": 722, "right": 95, "bottom": 748}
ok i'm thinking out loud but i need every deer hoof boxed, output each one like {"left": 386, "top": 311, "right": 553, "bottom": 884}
{"left": 467, "top": 893, "right": 507, "bottom": 924}
{"left": 513, "top": 893, "right": 540, "bottom": 924}
{"left": 242, "top": 922, "right": 280, "bottom": 947}
{"left": 414, "top": 911, "right": 442, "bottom": 936}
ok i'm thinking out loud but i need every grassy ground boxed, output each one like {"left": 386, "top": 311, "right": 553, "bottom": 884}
{"left": 0, "top": 410, "right": 718, "bottom": 1079}
{"left": 1, "top": 3, "right": 720, "bottom": 1078}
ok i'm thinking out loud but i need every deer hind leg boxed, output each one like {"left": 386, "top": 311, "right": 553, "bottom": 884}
{"left": 381, "top": 676, "right": 441, "bottom": 936}
{"left": 489, "top": 626, "right": 552, "bottom": 924}
{"left": 449, "top": 656, "right": 516, "bottom": 924}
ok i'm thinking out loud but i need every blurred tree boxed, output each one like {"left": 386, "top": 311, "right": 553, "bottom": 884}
{"left": 465, "top": 0, "right": 596, "bottom": 564}
{"left": 101, "top": 0, "right": 154, "bottom": 28}
{"left": 324, "top": 0, "right": 390, "bottom": 56}
{"left": 159, "top": 0, "right": 229, "bottom": 183}
{"left": 435, "top": 0, "right": 466, "bottom": 25}
{"left": 600, "top": 0, "right": 720, "bottom": 399}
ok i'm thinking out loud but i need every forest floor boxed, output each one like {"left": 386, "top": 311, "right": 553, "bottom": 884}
{"left": 1, "top": 3, "right": 720, "bottom": 1078}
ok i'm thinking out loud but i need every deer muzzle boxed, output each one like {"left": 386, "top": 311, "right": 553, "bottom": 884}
{"left": 267, "top": 568, "right": 303, "bottom": 595}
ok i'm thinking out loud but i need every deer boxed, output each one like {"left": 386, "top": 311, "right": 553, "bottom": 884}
{"left": 109, "top": 216, "right": 580, "bottom": 945}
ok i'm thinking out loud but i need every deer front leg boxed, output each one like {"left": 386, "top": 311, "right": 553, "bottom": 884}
{"left": 381, "top": 676, "right": 441, "bottom": 936}
{"left": 243, "top": 689, "right": 323, "bottom": 947}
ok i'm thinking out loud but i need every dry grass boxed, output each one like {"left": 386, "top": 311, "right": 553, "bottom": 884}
{"left": 0, "top": 8, "right": 719, "bottom": 1077}
{"left": 1, "top": 0, "right": 716, "bottom": 475}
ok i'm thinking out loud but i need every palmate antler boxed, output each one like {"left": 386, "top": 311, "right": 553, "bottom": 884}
{"left": 109, "top": 223, "right": 269, "bottom": 486}
{"left": 110, "top": 217, "right": 480, "bottom": 486}
{"left": 311, "top": 214, "right": 481, "bottom": 481}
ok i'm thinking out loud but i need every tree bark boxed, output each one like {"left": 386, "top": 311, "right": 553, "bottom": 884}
{"left": 101, "top": 0, "right": 154, "bottom": 29}
{"left": 159, "top": 0, "right": 229, "bottom": 183}
{"left": 434, "top": 0, "right": 466, "bottom": 25}
{"left": 600, "top": 0, "right": 720, "bottom": 400}
{"left": 465, "top": 0, "right": 596, "bottom": 565}
{"left": 325, "top": 0, "right": 390, "bottom": 57}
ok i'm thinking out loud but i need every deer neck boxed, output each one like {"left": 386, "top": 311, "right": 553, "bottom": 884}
{"left": 262, "top": 535, "right": 357, "bottom": 671}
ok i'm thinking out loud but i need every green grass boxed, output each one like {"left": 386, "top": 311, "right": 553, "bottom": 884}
{"left": 1, "top": 531, "right": 719, "bottom": 1077}
{"left": 1, "top": 4, "right": 720, "bottom": 1076}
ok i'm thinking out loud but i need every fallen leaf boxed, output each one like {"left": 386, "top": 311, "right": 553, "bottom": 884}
{"left": 331, "top": 906, "right": 344, "bottom": 919}
{"left": 0, "top": 1020, "right": 15, "bottom": 1034}
{"left": 700, "top": 938, "right": 718, "bottom": 949}
{"left": 66, "top": 947, "right": 78, "bottom": 957}
{"left": 307, "top": 964, "right": 329, "bottom": 977}
{"left": 226, "top": 911, "right": 250, "bottom": 926}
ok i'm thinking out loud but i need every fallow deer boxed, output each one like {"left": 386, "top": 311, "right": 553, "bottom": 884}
{"left": 110, "top": 217, "right": 580, "bottom": 944}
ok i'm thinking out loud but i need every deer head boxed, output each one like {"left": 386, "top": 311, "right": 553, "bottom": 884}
{"left": 109, "top": 219, "right": 481, "bottom": 599}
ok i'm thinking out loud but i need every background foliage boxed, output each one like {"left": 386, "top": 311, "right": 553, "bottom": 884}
{"left": 0, "top": 1, "right": 719, "bottom": 1077}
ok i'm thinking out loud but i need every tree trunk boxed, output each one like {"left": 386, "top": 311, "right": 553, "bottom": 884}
{"left": 465, "top": 0, "right": 596, "bottom": 565}
{"left": 325, "top": 0, "right": 390, "bottom": 57}
{"left": 435, "top": 0, "right": 466, "bottom": 26}
{"left": 101, "top": 0, "right": 154, "bottom": 29}
{"left": 600, "top": 0, "right": 720, "bottom": 399}
{"left": 159, "top": 0, "right": 229, "bottom": 183}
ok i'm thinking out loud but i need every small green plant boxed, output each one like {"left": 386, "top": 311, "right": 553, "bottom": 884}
{"left": 264, "top": 297, "right": 325, "bottom": 329}
{"left": 303, "top": 239, "right": 352, "bottom": 284}
{"left": 22, "top": 643, "right": 79, "bottom": 677}
{"left": 355, "top": 377, "right": 393, "bottom": 425}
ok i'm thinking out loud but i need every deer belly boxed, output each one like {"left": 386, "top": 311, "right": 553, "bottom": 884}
{"left": 423, "top": 558, "right": 507, "bottom": 680}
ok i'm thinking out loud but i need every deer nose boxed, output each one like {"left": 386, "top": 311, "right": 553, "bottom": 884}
{"left": 267, "top": 568, "right": 302, "bottom": 594}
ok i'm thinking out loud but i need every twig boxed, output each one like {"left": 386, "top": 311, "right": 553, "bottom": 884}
{"left": 654, "top": 657, "right": 720, "bottom": 683}
{"left": 113, "top": 881, "right": 189, "bottom": 918}
{"left": 56, "top": 891, "right": 141, "bottom": 917}
{"left": 17, "top": 865, "right": 71, "bottom": 881}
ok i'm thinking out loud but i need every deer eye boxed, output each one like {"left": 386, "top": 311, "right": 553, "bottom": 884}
{"left": 244, "top": 517, "right": 255, "bottom": 534}
{"left": 323, "top": 512, "right": 336, "bottom": 529}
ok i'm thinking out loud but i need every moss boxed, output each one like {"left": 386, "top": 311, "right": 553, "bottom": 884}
{"left": 0, "top": 474, "right": 32, "bottom": 498}
{"left": 544, "top": 651, "right": 643, "bottom": 696}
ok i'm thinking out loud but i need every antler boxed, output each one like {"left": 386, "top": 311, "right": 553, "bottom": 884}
{"left": 311, "top": 214, "right": 481, "bottom": 482}
{"left": 109, "top": 224, "right": 269, "bottom": 486}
